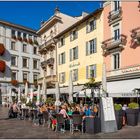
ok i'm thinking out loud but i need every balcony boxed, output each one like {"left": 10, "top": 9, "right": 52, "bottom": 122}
{"left": 39, "top": 38, "right": 56, "bottom": 54}
{"left": 46, "top": 57, "right": 54, "bottom": 67}
{"left": 45, "top": 75, "right": 57, "bottom": 83}
{"left": 41, "top": 60, "right": 47, "bottom": 71}
{"left": 102, "top": 34, "right": 127, "bottom": 56}
{"left": 131, "top": 27, "right": 140, "bottom": 46}
{"left": 108, "top": 7, "right": 122, "bottom": 25}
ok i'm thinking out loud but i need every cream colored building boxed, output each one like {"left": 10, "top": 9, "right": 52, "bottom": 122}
{"left": 37, "top": 8, "right": 79, "bottom": 97}
{"left": 55, "top": 8, "right": 103, "bottom": 99}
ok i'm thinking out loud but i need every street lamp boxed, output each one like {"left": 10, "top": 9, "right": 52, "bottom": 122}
{"left": 132, "top": 88, "right": 140, "bottom": 104}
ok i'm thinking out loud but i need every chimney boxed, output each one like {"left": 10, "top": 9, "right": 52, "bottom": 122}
{"left": 54, "top": 6, "right": 60, "bottom": 15}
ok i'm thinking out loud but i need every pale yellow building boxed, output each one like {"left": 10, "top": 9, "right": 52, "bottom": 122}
{"left": 55, "top": 8, "right": 103, "bottom": 98}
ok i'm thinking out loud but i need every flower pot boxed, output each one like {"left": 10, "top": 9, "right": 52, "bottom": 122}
{"left": 115, "top": 110, "right": 124, "bottom": 130}
{"left": 126, "top": 108, "right": 139, "bottom": 126}
{"left": 0, "top": 43, "right": 5, "bottom": 55}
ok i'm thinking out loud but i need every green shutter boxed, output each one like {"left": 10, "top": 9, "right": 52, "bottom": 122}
{"left": 94, "top": 38, "right": 97, "bottom": 53}
{"left": 94, "top": 64, "right": 97, "bottom": 78}
{"left": 70, "top": 49, "right": 72, "bottom": 61}
{"left": 76, "top": 46, "right": 78, "bottom": 59}
{"left": 86, "top": 42, "right": 89, "bottom": 56}
{"left": 86, "top": 66, "right": 89, "bottom": 79}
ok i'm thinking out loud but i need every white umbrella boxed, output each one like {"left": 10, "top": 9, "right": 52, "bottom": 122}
{"left": 42, "top": 78, "right": 46, "bottom": 102}
{"left": 24, "top": 82, "right": 28, "bottom": 98}
{"left": 18, "top": 87, "right": 21, "bottom": 103}
{"left": 30, "top": 88, "right": 33, "bottom": 102}
{"left": 102, "top": 63, "right": 107, "bottom": 95}
{"left": 36, "top": 85, "right": 40, "bottom": 105}
{"left": 68, "top": 72, "right": 73, "bottom": 103}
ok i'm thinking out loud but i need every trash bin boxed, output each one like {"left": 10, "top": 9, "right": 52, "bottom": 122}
{"left": 85, "top": 117, "right": 101, "bottom": 134}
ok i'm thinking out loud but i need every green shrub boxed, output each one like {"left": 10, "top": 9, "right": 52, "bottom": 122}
{"left": 45, "top": 97, "right": 55, "bottom": 105}
{"left": 128, "top": 102, "right": 139, "bottom": 109}
{"left": 114, "top": 103, "right": 122, "bottom": 111}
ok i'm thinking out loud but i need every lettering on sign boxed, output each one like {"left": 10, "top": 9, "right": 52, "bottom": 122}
{"left": 122, "top": 66, "right": 140, "bottom": 73}
{"left": 69, "top": 62, "right": 80, "bottom": 68}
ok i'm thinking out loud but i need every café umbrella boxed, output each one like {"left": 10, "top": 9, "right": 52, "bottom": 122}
{"left": 68, "top": 72, "right": 73, "bottom": 103}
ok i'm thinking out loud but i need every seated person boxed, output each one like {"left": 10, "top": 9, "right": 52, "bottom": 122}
{"left": 72, "top": 107, "right": 80, "bottom": 115}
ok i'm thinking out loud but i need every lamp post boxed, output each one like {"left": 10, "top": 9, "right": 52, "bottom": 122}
{"left": 133, "top": 88, "right": 140, "bottom": 105}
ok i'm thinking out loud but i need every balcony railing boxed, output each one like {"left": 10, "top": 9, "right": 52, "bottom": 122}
{"left": 108, "top": 7, "right": 122, "bottom": 25}
{"left": 39, "top": 38, "right": 56, "bottom": 53}
{"left": 46, "top": 75, "right": 57, "bottom": 83}
{"left": 46, "top": 57, "right": 54, "bottom": 67}
{"left": 102, "top": 34, "right": 127, "bottom": 55}
{"left": 131, "top": 27, "right": 140, "bottom": 46}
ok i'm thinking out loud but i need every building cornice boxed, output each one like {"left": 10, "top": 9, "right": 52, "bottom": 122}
{"left": 0, "top": 20, "right": 37, "bottom": 34}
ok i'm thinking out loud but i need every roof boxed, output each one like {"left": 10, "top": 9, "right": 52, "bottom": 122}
{"left": 0, "top": 19, "right": 37, "bottom": 34}
{"left": 55, "top": 8, "right": 103, "bottom": 38}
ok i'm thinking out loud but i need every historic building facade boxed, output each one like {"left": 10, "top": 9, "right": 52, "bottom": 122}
{"left": 54, "top": 8, "right": 103, "bottom": 99}
{"left": 37, "top": 8, "right": 79, "bottom": 98}
{"left": 102, "top": 1, "right": 140, "bottom": 102}
{"left": 0, "top": 20, "right": 40, "bottom": 104}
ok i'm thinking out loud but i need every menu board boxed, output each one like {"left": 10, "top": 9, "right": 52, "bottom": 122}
{"left": 102, "top": 97, "right": 116, "bottom": 121}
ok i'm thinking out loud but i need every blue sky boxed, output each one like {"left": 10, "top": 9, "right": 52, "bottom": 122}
{"left": 0, "top": 1, "right": 101, "bottom": 31}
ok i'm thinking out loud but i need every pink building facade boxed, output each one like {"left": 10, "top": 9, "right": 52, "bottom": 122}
{"left": 102, "top": 1, "right": 140, "bottom": 101}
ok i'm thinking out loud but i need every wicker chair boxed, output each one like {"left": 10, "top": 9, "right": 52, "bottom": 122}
{"left": 71, "top": 114, "right": 83, "bottom": 134}
{"left": 56, "top": 114, "right": 66, "bottom": 132}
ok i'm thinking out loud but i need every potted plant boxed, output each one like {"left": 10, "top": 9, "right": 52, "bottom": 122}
{"left": 126, "top": 102, "right": 139, "bottom": 126}
{"left": 0, "top": 43, "right": 5, "bottom": 56}
{"left": 0, "top": 60, "right": 6, "bottom": 73}
{"left": 28, "top": 39, "right": 33, "bottom": 45}
{"left": 114, "top": 103, "right": 124, "bottom": 130}
{"left": 18, "top": 36, "right": 23, "bottom": 42}
{"left": 11, "top": 80, "right": 18, "bottom": 86}
{"left": 23, "top": 38, "right": 28, "bottom": 43}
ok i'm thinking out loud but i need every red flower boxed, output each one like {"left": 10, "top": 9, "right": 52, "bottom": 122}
{"left": 18, "top": 37, "right": 23, "bottom": 42}
{"left": 12, "top": 35, "right": 17, "bottom": 40}
{"left": 0, "top": 43, "right": 5, "bottom": 55}
{"left": 23, "top": 38, "right": 28, "bottom": 42}
{"left": 0, "top": 60, "right": 6, "bottom": 73}
{"left": 11, "top": 80, "right": 18, "bottom": 86}
{"left": 28, "top": 39, "right": 33, "bottom": 45}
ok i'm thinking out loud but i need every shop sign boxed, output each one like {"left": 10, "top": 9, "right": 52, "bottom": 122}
{"left": 122, "top": 66, "right": 140, "bottom": 73}
{"left": 69, "top": 62, "right": 80, "bottom": 68}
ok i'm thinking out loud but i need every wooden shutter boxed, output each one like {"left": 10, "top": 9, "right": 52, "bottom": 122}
{"left": 94, "top": 38, "right": 97, "bottom": 53}
{"left": 93, "top": 64, "right": 97, "bottom": 78}
{"left": 86, "top": 42, "right": 89, "bottom": 56}
{"left": 76, "top": 46, "right": 78, "bottom": 59}
{"left": 63, "top": 52, "right": 65, "bottom": 64}
{"left": 70, "top": 49, "right": 72, "bottom": 61}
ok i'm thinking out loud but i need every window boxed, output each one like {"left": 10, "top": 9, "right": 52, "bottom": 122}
{"left": 18, "top": 31, "right": 21, "bottom": 37}
{"left": 114, "top": 28, "right": 120, "bottom": 40}
{"left": 23, "top": 44, "right": 27, "bottom": 53}
{"left": 23, "top": 73, "right": 28, "bottom": 81}
{"left": 22, "top": 58, "right": 28, "bottom": 68}
{"left": 29, "top": 34, "right": 32, "bottom": 39}
{"left": 23, "top": 33, "right": 26, "bottom": 39}
{"left": 33, "top": 74, "right": 38, "bottom": 83}
{"left": 11, "top": 41, "right": 16, "bottom": 50}
{"left": 59, "top": 37, "right": 65, "bottom": 47}
{"left": 11, "top": 56, "right": 17, "bottom": 66}
{"left": 11, "top": 30, "right": 16, "bottom": 37}
{"left": 86, "top": 64, "right": 96, "bottom": 79}
{"left": 71, "top": 69, "right": 78, "bottom": 82}
{"left": 86, "top": 19, "right": 96, "bottom": 33}
{"left": 33, "top": 47, "right": 37, "bottom": 54}
{"left": 59, "top": 72, "right": 65, "bottom": 83}
{"left": 113, "top": 53, "right": 120, "bottom": 70}
{"left": 11, "top": 71, "right": 17, "bottom": 80}
{"left": 86, "top": 38, "right": 97, "bottom": 55}
{"left": 114, "top": 1, "right": 120, "bottom": 11}
{"left": 70, "top": 29, "right": 78, "bottom": 41}
{"left": 33, "top": 60, "right": 38, "bottom": 69}
{"left": 70, "top": 46, "right": 78, "bottom": 61}
{"left": 59, "top": 52, "right": 65, "bottom": 65}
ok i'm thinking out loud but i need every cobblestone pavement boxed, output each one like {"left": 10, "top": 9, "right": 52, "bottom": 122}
{"left": 0, "top": 106, "right": 140, "bottom": 139}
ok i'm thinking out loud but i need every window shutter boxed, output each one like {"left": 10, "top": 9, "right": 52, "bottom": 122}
{"left": 86, "top": 42, "right": 89, "bottom": 56}
{"left": 63, "top": 37, "right": 65, "bottom": 45}
{"left": 94, "top": 38, "right": 97, "bottom": 53}
{"left": 59, "top": 54, "right": 61, "bottom": 65}
{"left": 59, "top": 73, "right": 61, "bottom": 83}
{"left": 94, "top": 18, "right": 96, "bottom": 29}
{"left": 76, "top": 30, "right": 78, "bottom": 39}
{"left": 94, "top": 64, "right": 97, "bottom": 78}
{"left": 58, "top": 39, "right": 60, "bottom": 48}
{"left": 86, "top": 66, "right": 89, "bottom": 79}
{"left": 76, "top": 46, "right": 78, "bottom": 59}
{"left": 76, "top": 69, "right": 78, "bottom": 81}
{"left": 86, "top": 21, "right": 89, "bottom": 33}
{"left": 70, "top": 49, "right": 72, "bottom": 61}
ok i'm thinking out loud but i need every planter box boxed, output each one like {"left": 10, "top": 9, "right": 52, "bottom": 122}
{"left": 85, "top": 117, "right": 101, "bottom": 134}
{"left": 126, "top": 109, "right": 139, "bottom": 126}
{"left": 115, "top": 110, "right": 124, "bottom": 130}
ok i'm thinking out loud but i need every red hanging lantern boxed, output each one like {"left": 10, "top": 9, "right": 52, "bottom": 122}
{"left": 0, "top": 43, "right": 5, "bottom": 55}
{"left": 0, "top": 60, "right": 6, "bottom": 73}
{"left": 11, "top": 80, "right": 18, "bottom": 86}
